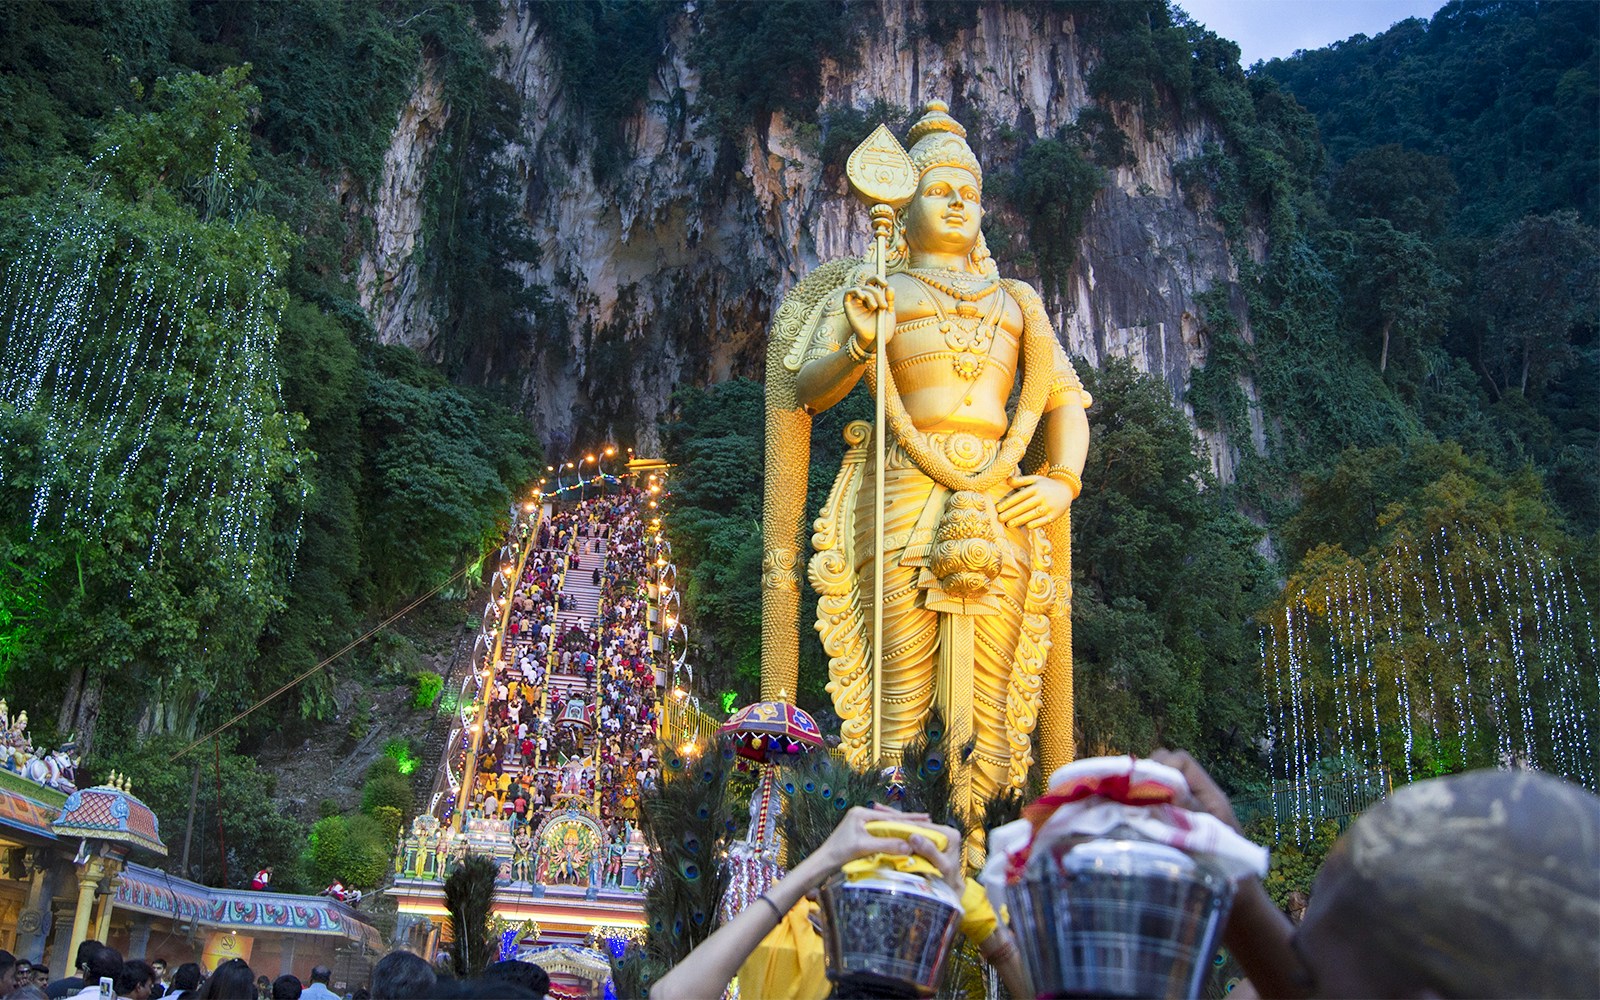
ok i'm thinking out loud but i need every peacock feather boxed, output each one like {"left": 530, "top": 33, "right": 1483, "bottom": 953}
{"left": 444, "top": 854, "right": 498, "bottom": 979}
{"left": 780, "top": 749, "right": 886, "bottom": 861}
{"left": 899, "top": 708, "right": 966, "bottom": 834}
{"left": 608, "top": 737, "right": 736, "bottom": 996}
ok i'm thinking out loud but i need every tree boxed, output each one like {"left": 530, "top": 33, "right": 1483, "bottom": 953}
{"left": 0, "top": 69, "right": 305, "bottom": 754}
{"left": 1337, "top": 218, "right": 1456, "bottom": 372}
{"left": 1071, "top": 360, "right": 1274, "bottom": 782}
{"left": 100, "top": 736, "right": 310, "bottom": 891}
{"left": 1330, "top": 144, "right": 1458, "bottom": 236}
{"left": 1475, "top": 211, "right": 1600, "bottom": 399}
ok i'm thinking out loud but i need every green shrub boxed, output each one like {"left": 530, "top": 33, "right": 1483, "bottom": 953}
{"left": 305, "top": 814, "right": 351, "bottom": 887}
{"left": 361, "top": 755, "right": 414, "bottom": 815}
{"left": 411, "top": 671, "right": 444, "bottom": 711}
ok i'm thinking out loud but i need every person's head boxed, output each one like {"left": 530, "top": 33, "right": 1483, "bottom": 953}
{"left": 171, "top": 963, "right": 202, "bottom": 992}
{"left": 424, "top": 979, "right": 535, "bottom": 999}
{"left": 87, "top": 946, "right": 123, "bottom": 987}
{"left": 75, "top": 940, "right": 103, "bottom": 975}
{"left": 255, "top": 975, "right": 271, "bottom": 996}
{"left": 1294, "top": 769, "right": 1600, "bottom": 998}
{"left": 480, "top": 961, "right": 548, "bottom": 998}
{"left": 269, "top": 975, "right": 301, "bottom": 1000}
{"left": 0, "top": 952, "right": 15, "bottom": 990}
{"left": 30, "top": 964, "right": 48, "bottom": 988}
{"left": 117, "top": 959, "right": 155, "bottom": 1000}
{"left": 150, "top": 960, "right": 167, "bottom": 983}
{"left": 308, "top": 966, "right": 331, "bottom": 986}
{"left": 369, "top": 951, "right": 435, "bottom": 1000}
{"left": 197, "top": 958, "right": 255, "bottom": 1000}
{"left": 14, "top": 959, "right": 31, "bottom": 991}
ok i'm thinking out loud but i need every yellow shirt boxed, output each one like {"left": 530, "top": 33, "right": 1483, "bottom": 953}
{"left": 736, "top": 899, "right": 829, "bottom": 1000}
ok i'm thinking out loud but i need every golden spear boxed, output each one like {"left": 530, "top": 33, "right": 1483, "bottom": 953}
{"left": 845, "top": 125, "right": 917, "bottom": 763}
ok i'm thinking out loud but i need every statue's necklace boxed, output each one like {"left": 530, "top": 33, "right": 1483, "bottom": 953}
{"left": 909, "top": 268, "right": 999, "bottom": 302}
{"left": 911, "top": 271, "right": 1007, "bottom": 380}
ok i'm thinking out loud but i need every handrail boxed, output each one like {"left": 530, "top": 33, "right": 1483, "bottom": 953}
{"left": 455, "top": 507, "right": 539, "bottom": 830}
{"left": 589, "top": 544, "right": 607, "bottom": 813}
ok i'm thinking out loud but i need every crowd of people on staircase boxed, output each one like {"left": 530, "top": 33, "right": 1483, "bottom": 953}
{"left": 461, "top": 488, "right": 662, "bottom": 857}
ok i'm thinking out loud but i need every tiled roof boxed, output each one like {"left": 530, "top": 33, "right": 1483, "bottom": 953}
{"left": 52, "top": 786, "right": 166, "bottom": 855}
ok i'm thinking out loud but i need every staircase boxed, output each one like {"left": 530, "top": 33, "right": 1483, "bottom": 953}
{"left": 506, "top": 536, "right": 608, "bottom": 797}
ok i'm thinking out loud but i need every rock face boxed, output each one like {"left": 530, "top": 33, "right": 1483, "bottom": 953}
{"left": 360, "top": 1, "right": 1261, "bottom": 474}
{"left": 358, "top": 58, "right": 450, "bottom": 352}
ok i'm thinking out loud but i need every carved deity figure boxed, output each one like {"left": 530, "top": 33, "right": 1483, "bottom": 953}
{"left": 762, "top": 102, "right": 1090, "bottom": 813}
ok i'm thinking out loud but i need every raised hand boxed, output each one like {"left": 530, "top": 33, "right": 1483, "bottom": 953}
{"left": 843, "top": 275, "right": 894, "bottom": 352}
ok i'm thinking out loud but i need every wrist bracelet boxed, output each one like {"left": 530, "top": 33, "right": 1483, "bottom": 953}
{"left": 757, "top": 893, "right": 784, "bottom": 921}
{"left": 1046, "top": 466, "right": 1082, "bottom": 499}
{"left": 846, "top": 337, "right": 873, "bottom": 365}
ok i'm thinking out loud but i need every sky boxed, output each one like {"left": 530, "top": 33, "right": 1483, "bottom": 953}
{"left": 1175, "top": 0, "right": 1450, "bottom": 66}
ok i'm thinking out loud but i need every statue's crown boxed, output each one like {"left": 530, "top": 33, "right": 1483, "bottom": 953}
{"left": 906, "top": 100, "right": 982, "bottom": 188}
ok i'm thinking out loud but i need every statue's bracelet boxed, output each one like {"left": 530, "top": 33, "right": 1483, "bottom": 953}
{"left": 1046, "top": 466, "right": 1082, "bottom": 499}
{"left": 846, "top": 336, "right": 873, "bottom": 365}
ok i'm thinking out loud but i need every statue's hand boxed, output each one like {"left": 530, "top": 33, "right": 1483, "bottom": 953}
{"left": 997, "top": 475, "right": 1074, "bottom": 530}
{"left": 843, "top": 275, "right": 894, "bottom": 353}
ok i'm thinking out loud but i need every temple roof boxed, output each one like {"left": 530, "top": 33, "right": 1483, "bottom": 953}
{"left": 52, "top": 784, "right": 165, "bottom": 855}
{"left": 116, "top": 863, "right": 384, "bottom": 950}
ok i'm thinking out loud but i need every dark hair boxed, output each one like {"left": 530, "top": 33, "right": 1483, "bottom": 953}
{"left": 270, "top": 975, "right": 302, "bottom": 1000}
{"left": 117, "top": 960, "right": 155, "bottom": 996}
{"left": 308, "top": 967, "right": 332, "bottom": 985}
{"left": 480, "top": 961, "right": 548, "bottom": 997}
{"left": 0, "top": 951, "right": 15, "bottom": 978}
{"left": 830, "top": 975, "right": 922, "bottom": 999}
{"left": 75, "top": 940, "right": 102, "bottom": 972}
{"left": 198, "top": 958, "right": 256, "bottom": 999}
{"left": 369, "top": 951, "right": 435, "bottom": 1000}
{"left": 31, "top": 965, "right": 48, "bottom": 978}
{"left": 86, "top": 946, "right": 123, "bottom": 985}
{"left": 425, "top": 980, "right": 536, "bottom": 999}
{"left": 172, "top": 963, "right": 203, "bottom": 991}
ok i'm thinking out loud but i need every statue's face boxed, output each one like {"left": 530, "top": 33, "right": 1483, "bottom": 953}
{"left": 904, "top": 166, "right": 983, "bottom": 255}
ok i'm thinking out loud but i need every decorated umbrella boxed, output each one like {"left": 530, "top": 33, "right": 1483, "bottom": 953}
{"left": 720, "top": 701, "right": 824, "bottom": 764}
{"left": 717, "top": 702, "right": 824, "bottom": 925}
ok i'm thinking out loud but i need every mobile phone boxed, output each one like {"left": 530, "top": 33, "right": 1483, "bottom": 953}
{"left": 99, "top": 977, "right": 114, "bottom": 999}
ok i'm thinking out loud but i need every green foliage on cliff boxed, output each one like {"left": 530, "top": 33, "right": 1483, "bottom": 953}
{"left": 1072, "top": 360, "right": 1274, "bottom": 781}
{"left": 691, "top": 0, "right": 866, "bottom": 142}
{"left": 658, "top": 380, "right": 766, "bottom": 699}
{"left": 533, "top": 0, "right": 677, "bottom": 180}
{"left": 101, "top": 735, "right": 313, "bottom": 892}
{"left": 1008, "top": 136, "right": 1105, "bottom": 296}
{"left": 1245, "top": 2, "right": 1600, "bottom": 538}
{"left": 0, "top": 4, "right": 539, "bottom": 779}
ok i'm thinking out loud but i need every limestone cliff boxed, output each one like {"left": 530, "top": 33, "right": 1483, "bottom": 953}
{"left": 359, "top": 1, "right": 1263, "bottom": 476}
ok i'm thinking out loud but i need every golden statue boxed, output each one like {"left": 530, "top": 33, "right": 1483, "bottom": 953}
{"left": 761, "top": 102, "right": 1091, "bottom": 817}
